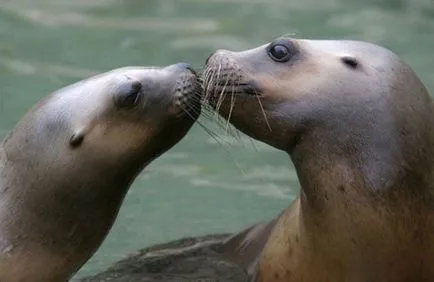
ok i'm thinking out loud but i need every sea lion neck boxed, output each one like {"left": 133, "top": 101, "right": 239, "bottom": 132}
{"left": 204, "top": 38, "right": 434, "bottom": 282}
{"left": 288, "top": 102, "right": 434, "bottom": 210}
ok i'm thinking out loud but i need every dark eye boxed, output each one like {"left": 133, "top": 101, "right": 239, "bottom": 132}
{"left": 269, "top": 43, "right": 295, "bottom": 62}
{"left": 115, "top": 81, "right": 142, "bottom": 109}
{"left": 269, "top": 44, "right": 289, "bottom": 61}
{"left": 267, "top": 39, "right": 299, "bottom": 63}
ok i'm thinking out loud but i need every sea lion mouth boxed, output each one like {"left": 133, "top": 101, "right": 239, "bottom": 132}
{"left": 202, "top": 62, "right": 263, "bottom": 108}
{"left": 210, "top": 80, "right": 262, "bottom": 96}
{"left": 204, "top": 80, "right": 263, "bottom": 108}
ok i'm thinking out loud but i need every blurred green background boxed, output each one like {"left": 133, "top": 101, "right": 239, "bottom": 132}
{"left": 0, "top": 0, "right": 433, "bottom": 279}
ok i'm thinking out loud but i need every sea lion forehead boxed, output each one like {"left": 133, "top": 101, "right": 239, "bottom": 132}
{"left": 226, "top": 37, "right": 398, "bottom": 63}
{"left": 107, "top": 66, "right": 161, "bottom": 77}
{"left": 108, "top": 66, "right": 184, "bottom": 79}
{"left": 49, "top": 67, "right": 158, "bottom": 100}
{"left": 298, "top": 39, "right": 400, "bottom": 66}
{"left": 297, "top": 38, "right": 386, "bottom": 54}
{"left": 29, "top": 70, "right": 139, "bottom": 128}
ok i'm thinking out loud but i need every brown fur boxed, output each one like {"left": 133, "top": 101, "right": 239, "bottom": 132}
{"left": 203, "top": 37, "right": 434, "bottom": 282}
{"left": 0, "top": 64, "right": 201, "bottom": 281}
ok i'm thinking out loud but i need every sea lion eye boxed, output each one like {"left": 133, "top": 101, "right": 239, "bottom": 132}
{"left": 267, "top": 39, "right": 299, "bottom": 63}
{"left": 115, "top": 81, "right": 142, "bottom": 108}
{"left": 268, "top": 44, "right": 291, "bottom": 62}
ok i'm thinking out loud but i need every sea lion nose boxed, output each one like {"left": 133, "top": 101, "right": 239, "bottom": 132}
{"left": 205, "top": 51, "right": 217, "bottom": 65}
{"left": 168, "top": 63, "right": 198, "bottom": 76}
{"left": 205, "top": 50, "right": 231, "bottom": 65}
{"left": 174, "top": 62, "right": 191, "bottom": 70}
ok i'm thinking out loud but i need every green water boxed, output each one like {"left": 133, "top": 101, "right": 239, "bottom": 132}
{"left": 0, "top": 0, "right": 433, "bottom": 279}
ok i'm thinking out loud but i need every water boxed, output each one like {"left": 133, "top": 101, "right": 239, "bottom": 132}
{"left": 0, "top": 0, "right": 433, "bottom": 279}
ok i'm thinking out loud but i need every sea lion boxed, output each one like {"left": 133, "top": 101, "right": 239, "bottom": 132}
{"left": 0, "top": 63, "right": 201, "bottom": 282}
{"left": 203, "top": 37, "right": 434, "bottom": 281}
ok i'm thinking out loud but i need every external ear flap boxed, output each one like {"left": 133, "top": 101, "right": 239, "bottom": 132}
{"left": 70, "top": 131, "right": 85, "bottom": 148}
{"left": 341, "top": 56, "right": 359, "bottom": 69}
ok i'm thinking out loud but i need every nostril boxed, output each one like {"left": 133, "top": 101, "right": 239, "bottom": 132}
{"left": 174, "top": 62, "right": 192, "bottom": 70}
{"left": 205, "top": 51, "right": 217, "bottom": 65}
{"left": 186, "top": 66, "right": 198, "bottom": 76}
{"left": 205, "top": 50, "right": 233, "bottom": 66}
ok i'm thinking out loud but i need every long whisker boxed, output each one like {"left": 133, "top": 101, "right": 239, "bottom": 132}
{"left": 225, "top": 83, "right": 236, "bottom": 135}
{"left": 180, "top": 105, "right": 220, "bottom": 140}
{"left": 186, "top": 89, "right": 233, "bottom": 131}
{"left": 203, "top": 69, "right": 215, "bottom": 104}
{"left": 201, "top": 64, "right": 256, "bottom": 142}
{"left": 201, "top": 66, "right": 244, "bottom": 139}
{"left": 248, "top": 135, "right": 260, "bottom": 153}
{"left": 213, "top": 64, "right": 224, "bottom": 122}
{"left": 182, "top": 105, "right": 247, "bottom": 176}
{"left": 217, "top": 72, "right": 232, "bottom": 135}
{"left": 200, "top": 110, "right": 230, "bottom": 131}
{"left": 207, "top": 66, "right": 218, "bottom": 101}
{"left": 255, "top": 90, "right": 272, "bottom": 132}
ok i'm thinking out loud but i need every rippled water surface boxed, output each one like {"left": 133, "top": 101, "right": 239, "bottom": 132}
{"left": 0, "top": 0, "right": 433, "bottom": 279}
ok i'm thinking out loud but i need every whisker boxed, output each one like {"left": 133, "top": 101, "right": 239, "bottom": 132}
{"left": 201, "top": 64, "right": 261, "bottom": 144}
{"left": 213, "top": 64, "right": 224, "bottom": 122}
{"left": 195, "top": 102, "right": 233, "bottom": 132}
{"left": 225, "top": 83, "right": 236, "bottom": 135}
{"left": 204, "top": 68, "right": 216, "bottom": 103}
{"left": 181, "top": 105, "right": 247, "bottom": 176}
{"left": 181, "top": 107, "right": 220, "bottom": 141}
{"left": 255, "top": 90, "right": 272, "bottom": 132}
{"left": 248, "top": 135, "right": 260, "bottom": 153}
{"left": 218, "top": 72, "right": 232, "bottom": 135}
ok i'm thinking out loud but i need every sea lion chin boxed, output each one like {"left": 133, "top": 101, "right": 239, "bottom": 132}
{"left": 203, "top": 37, "right": 434, "bottom": 281}
{"left": 0, "top": 63, "right": 202, "bottom": 282}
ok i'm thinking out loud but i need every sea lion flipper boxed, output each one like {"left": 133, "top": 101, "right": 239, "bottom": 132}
{"left": 219, "top": 216, "right": 278, "bottom": 275}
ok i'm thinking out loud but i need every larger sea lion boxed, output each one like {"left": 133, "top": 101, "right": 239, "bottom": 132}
{"left": 203, "top": 37, "right": 434, "bottom": 281}
{"left": 0, "top": 63, "right": 201, "bottom": 282}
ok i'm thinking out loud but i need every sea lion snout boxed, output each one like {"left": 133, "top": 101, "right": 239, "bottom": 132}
{"left": 203, "top": 50, "right": 260, "bottom": 105}
{"left": 170, "top": 62, "right": 198, "bottom": 76}
{"left": 167, "top": 64, "right": 202, "bottom": 117}
{"left": 205, "top": 50, "right": 240, "bottom": 71}
{"left": 205, "top": 50, "right": 220, "bottom": 65}
{"left": 112, "top": 65, "right": 202, "bottom": 118}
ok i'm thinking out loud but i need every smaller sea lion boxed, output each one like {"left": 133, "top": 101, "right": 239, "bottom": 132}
{"left": 0, "top": 63, "right": 202, "bottom": 282}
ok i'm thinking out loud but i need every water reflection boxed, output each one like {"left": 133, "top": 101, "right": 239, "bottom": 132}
{"left": 0, "top": 0, "right": 432, "bottom": 279}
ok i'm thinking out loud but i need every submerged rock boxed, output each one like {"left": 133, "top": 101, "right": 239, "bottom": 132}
{"left": 80, "top": 234, "right": 249, "bottom": 282}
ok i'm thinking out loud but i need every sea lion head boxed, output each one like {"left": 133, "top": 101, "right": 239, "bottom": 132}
{"left": 0, "top": 63, "right": 201, "bottom": 281}
{"left": 64, "top": 63, "right": 201, "bottom": 172}
{"left": 203, "top": 37, "right": 432, "bottom": 157}
{"left": 8, "top": 63, "right": 201, "bottom": 177}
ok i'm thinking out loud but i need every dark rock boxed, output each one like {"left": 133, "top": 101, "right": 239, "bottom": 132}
{"left": 80, "top": 234, "right": 249, "bottom": 282}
